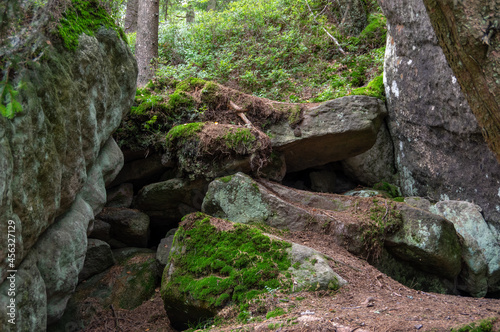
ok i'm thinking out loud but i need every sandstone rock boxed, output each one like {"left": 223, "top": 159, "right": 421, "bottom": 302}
{"left": 156, "top": 231, "right": 176, "bottom": 267}
{"left": 380, "top": 0, "right": 500, "bottom": 226}
{"left": 161, "top": 213, "right": 345, "bottom": 330}
{"left": 431, "top": 201, "right": 500, "bottom": 296}
{"left": 385, "top": 205, "right": 462, "bottom": 280}
{"left": 109, "top": 153, "right": 169, "bottom": 189}
{"left": 422, "top": 0, "right": 500, "bottom": 163}
{"left": 341, "top": 123, "right": 396, "bottom": 186}
{"left": 78, "top": 239, "right": 115, "bottom": 282}
{"left": 267, "top": 95, "right": 387, "bottom": 172}
{"left": 106, "top": 183, "right": 134, "bottom": 208}
{"left": 133, "top": 177, "right": 208, "bottom": 222}
{"left": 97, "top": 208, "right": 151, "bottom": 248}
{"left": 50, "top": 251, "right": 159, "bottom": 331}
{"left": 88, "top": 219, "right": 112, "bottom": 242}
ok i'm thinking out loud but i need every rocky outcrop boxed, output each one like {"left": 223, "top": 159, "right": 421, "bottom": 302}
{"left": 161, "top": 213, "right": 346, "bottom": 330}
{"left": 0, "top": 4, "right": 137, "bottom": 330}
{"left": 96, "top": 208, "right": 151, "bottom": 248}
{"left": 78, "top": 239, "right": 115, "bottom": 282}
{"left": 380, "top": 0, "right": 500, "bottom": 226}
{"left": 268, "top": 95, "right": 387, "bottom": 172}
{"left": 422, "top": 0, "right": 500, "bottom": 163}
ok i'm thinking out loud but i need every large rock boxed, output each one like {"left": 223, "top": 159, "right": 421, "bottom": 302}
{"left": 430, "top": 201, "right": 500, "bottom": 297}
{"left": 133, "top": 177, "right": 208, "bottom": 223}
{"left": 268, "top": 95, "right": 387, "bottom": 172}
{"left": 201, "top": 173, "right": 463, "bottom": 291}
{"left": 380, "top": 0, "right": 500, "bottom": 226}
{"left": 422, "top": 0, "right": 500, "bottom": 163}
{"left": 0, "top": 3, "right": 136, "bottom": 328}
{"left": 341, "top": 123, "right": 396, "bottom": 186}
{"left": 78, "top": 239, "right": 115, "bottom": 282}
{"left": 96, "top": 208, "right": 151, "bottom": 248}
{"left": 161, "top": 213, "right": 346, "bottom": 330}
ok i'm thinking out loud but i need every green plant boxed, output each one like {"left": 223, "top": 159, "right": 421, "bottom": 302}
{"left": 0, "top": 78, "right": 23, "bottom": 119}
{"left": 266, "top": 307, "right": 285, "bottom": 319}
{"left": 165, "top": 122, "right": 205, "bottom": 148}
{"left": 451, "top": 317, "right": 498, "bottom": 332}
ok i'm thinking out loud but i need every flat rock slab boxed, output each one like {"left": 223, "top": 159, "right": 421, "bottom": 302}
{"left": 268, "top": 95, "right": 387, "bottom": 172}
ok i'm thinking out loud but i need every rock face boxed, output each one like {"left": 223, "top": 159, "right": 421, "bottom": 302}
{"left": 0, "top": 5, "right": 137, "bottom": 330}
{"left": 96, "top": 208, "right": 151, "bottom": 248}
{"left": 268, "top": 95, "right": 387, "bottom": 172}
{"left": 380, "top": 0, "right": 500, "bottom": 226}
{"left": 78, "top": 239, "right": 115, "bottom": 282}
{"left": 161, "top": 213, "right": 346, "bottom": 330}
{"left": 422, "top": 0, "right": 500, "bottom": 163}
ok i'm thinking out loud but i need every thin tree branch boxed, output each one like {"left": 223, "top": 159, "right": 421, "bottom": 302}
{"left": 305, "top": 0, "right": 346, "bottom": 55}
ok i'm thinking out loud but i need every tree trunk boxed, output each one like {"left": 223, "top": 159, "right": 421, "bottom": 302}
{"left": 136, "top": 0, "right": 159, "bottom": 87}
{"left": 208, "top": 0, "right": 216, "bottom": 11}
{"left": 124, "top": 0, "right": 139, "bottom": 33}
{"left": 186, "top": 5, "right": 195, "bottom": 23}
{"left": 422, "top": 0, "right": 500, "bottom": 163}
{"left": 163, "top": 0, "right": 169, "bottom": 20}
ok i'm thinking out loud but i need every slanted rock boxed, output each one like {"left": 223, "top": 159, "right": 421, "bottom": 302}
{"left": 106, "top": 183, "right": 134, "bottom": 208}
{"left": 161, "top": 213, "right": 346, "bottom": 330}
{"left": 156, "top": 229, "right": 177, "bottom": 267}
{"left": 96, "top": 208, "right": 151, "bottom": 248}
{"left": 109, "top": 153, "right": 169, "bottom": 190}
{"left": 431, "top": 201, "right": 500, "bottom": 297}
{"left": 380, "top": 0, "right": 500, "bottom": 226}
{"left": 78, "top": 239, "right": 115, "bottom": 282}
{"left": 267, "top": 95, "right": 387, "bottom": 172}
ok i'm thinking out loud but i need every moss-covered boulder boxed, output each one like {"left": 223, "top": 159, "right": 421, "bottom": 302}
{"left": 164, "top": 122, "right": 271, "bottom": 180}
{"left": 160, "top": 212, "right": 346, "bottom": 330}
{"left": 267, "top": 95, "right": 387, "bottom": 172}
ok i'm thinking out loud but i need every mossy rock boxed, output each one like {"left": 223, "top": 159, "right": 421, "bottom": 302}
{"left": 161, "top": 212, "right": 346, "bottom": 330}
{"left": 164, "top": 122, "right": 271, "bottom": 180}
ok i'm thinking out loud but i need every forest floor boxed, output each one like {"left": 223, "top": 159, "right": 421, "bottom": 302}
{"left": 83, "top": 230, "right": 500, "bottom": 332}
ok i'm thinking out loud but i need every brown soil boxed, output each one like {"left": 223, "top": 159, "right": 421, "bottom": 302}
{"left": 82, "top": 229, "right": 500, "bottom": 332}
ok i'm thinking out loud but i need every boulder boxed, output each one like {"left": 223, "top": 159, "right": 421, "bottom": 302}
{"left": 430, "top": 201, "right": 500, "bottom": 296}
{"left": 88, "top": 219, "right": 112, "bottom": 242}
{"left": 49, "top": 250, "right": 159, "bottom": 331}
{"left": 422, "top": 0, "right": 500, "bottom": 162}
{"left": 202, "top": 173, "right": 464, "bottom": 293}
{"left": 156, "top": 229, "right": 177, "bottom": 267}
{"left": 133, "top": 177, "right": 208, "bottom": 223}
{"left": 96, "top": 208, "right": 151, "bottom": 248}
{"left": 161, "top": 213, "right": 345, "bottom": 330}
{"left": 267, "top": 95, "right": 387, "bottom": 172}
{"left": 106, "top": 183, "right": 134, "bottom": 208}
{"left": 109, "top": 153, "right": 169, "bottom": 190}
{"left": 380, "top": 0, "right": 500, "bottom": 226}
{"left": 341, "top": 123, "right": 396, "bottom": 186}
{"left": 78, "top": 239, "right": 115, "bottom": 282}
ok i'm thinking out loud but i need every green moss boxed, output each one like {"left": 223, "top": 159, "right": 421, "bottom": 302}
{"left": 176, "top": 77, "right": 207, "bottom": 92}
{"left": 351, "top": 74, "right": 385, "bottom": 100}
{"left": 163, "top": 213, "right": 293, "bottom": 310}
{"left": 373, "top": 181, "right": 401, "bottom": 198}
{"left": 58, "top": 0, "right": 124, "bottom": 51}
{"left": 359, "top": 13, "right": 387, "bottom": 46}
{"left": 166, "top": 91, "right": 195, "bottom": 112}
{"left": 165, "top": 122, "right": 205, "bottom": 147}
{"left": 451, "top": 317, "right": 498, "bottom": 332}
{"left": 219, "top": 175, "right": 234, "bottom": 183}
{"left": 287, "top": 105, "right": 302, "bottom": 127}
{"left": 221, "top": 128, "right": 256, "bottom": 151}
{"left": 266, "top": 307, "right": 285, "bottom": 319}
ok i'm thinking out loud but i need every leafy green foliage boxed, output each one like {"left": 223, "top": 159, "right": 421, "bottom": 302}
{"left": 451, "top": 317, "right": 499, "bottom": 332}
{"left": 58, "top": 0, "right": 125, "bottom": 50}
{"left": 0, "top": 79, "right": 23, "bottom": 119}
{"left": 156, "top": 0, "right": 386, "bottom": 102}
{"left": 266, "top": 307, "right": 285, "bottom": 319}
{"left": 164, "top": 213, "right": 293, "bottom": 310}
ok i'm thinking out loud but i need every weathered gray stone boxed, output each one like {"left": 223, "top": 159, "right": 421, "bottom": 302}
{"left": 431, "top": 201, "right": 500, "bottom": 296}
{"left": 78, "top": 239, "right": 115, "bottom": 282}
{"left": 268, "top": 95, "right": 387, "bottom": 172}
{"left": 385, "top": 205, "right": 462, "bottom": 280}
{"left": 288, "top": 242, "right": 347, "bottom": 292}
{"left": 156, "top": 235, "right": 175, "bottom": 267}
{"left": 106, "top": 183, "right": 134, "bottom": 208}
{"left": 341, "top": 123, "right": 396, "bottom": 186}
{"left": 134, "top": 178, "right": 208, "bottom": 221}
{"left": 109, "top": 153, "right": 169, "bottom": 189}
{"left": 97, "top": 208, "right": 150, "bottom": 248}
{"left": 0, "top": 256, "right": 46, "bottom": 331}
{"left": 88, "top": 219, "right": 111, "bottom": 242}
{"left": 380, "top": 0, "right": 500, "bottom": 226}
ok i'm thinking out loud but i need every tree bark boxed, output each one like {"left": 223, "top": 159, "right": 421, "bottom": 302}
{"left": 422, "top": 0, "right": 500, "bottom": 163}
{"left": 124, "top": 0, "right": 139, "bottom": 33}
{"left": 136, "top": 0, "right": 159, "bottom": 87}
{"left": 186, "top": 5, "right": 195, "bottom": 23}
